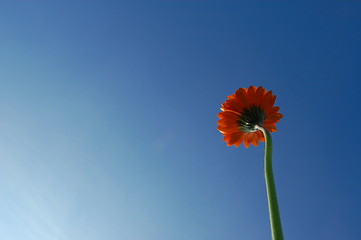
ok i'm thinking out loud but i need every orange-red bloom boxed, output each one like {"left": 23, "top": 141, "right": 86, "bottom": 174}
{"left": 218, "top": 86, "right": 283, "bottom": 148}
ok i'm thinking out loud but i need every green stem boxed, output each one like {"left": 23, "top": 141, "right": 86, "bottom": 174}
{"left": 256, "top": 125, "right": 284, "bottom": 240}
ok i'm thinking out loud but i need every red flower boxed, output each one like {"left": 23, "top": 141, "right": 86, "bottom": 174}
{"left": 218, "top": 86, "right": 283, "bottom": 148}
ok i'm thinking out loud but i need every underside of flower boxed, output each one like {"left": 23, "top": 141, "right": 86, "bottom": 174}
{"left": 218, "top": 86, "right": 283, "bottom": 148}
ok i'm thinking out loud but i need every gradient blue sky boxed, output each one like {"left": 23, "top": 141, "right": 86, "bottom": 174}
{"left": 0, "top": 1, "right": 360, "bottom": 239}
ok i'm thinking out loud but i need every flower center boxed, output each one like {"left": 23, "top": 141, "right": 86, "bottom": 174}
{"left": 238, "top": 106, "right": 265, "bottom": 132}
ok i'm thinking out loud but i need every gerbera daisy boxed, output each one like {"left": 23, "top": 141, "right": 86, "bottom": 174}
{"left": 218, "top": 86, "right": 283, "bottom": 148}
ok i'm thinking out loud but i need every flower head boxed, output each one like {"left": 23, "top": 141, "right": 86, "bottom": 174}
{"left": 218, "top": 86, "right": 283, "bottom": 148}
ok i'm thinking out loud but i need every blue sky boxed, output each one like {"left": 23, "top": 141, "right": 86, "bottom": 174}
{"left": 0, "top": 1, "right": 360, "bottom": 239}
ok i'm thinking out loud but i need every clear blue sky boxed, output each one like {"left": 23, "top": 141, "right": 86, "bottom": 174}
{"left": 0, "top": 1, "right": 360, "bottom": 239}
